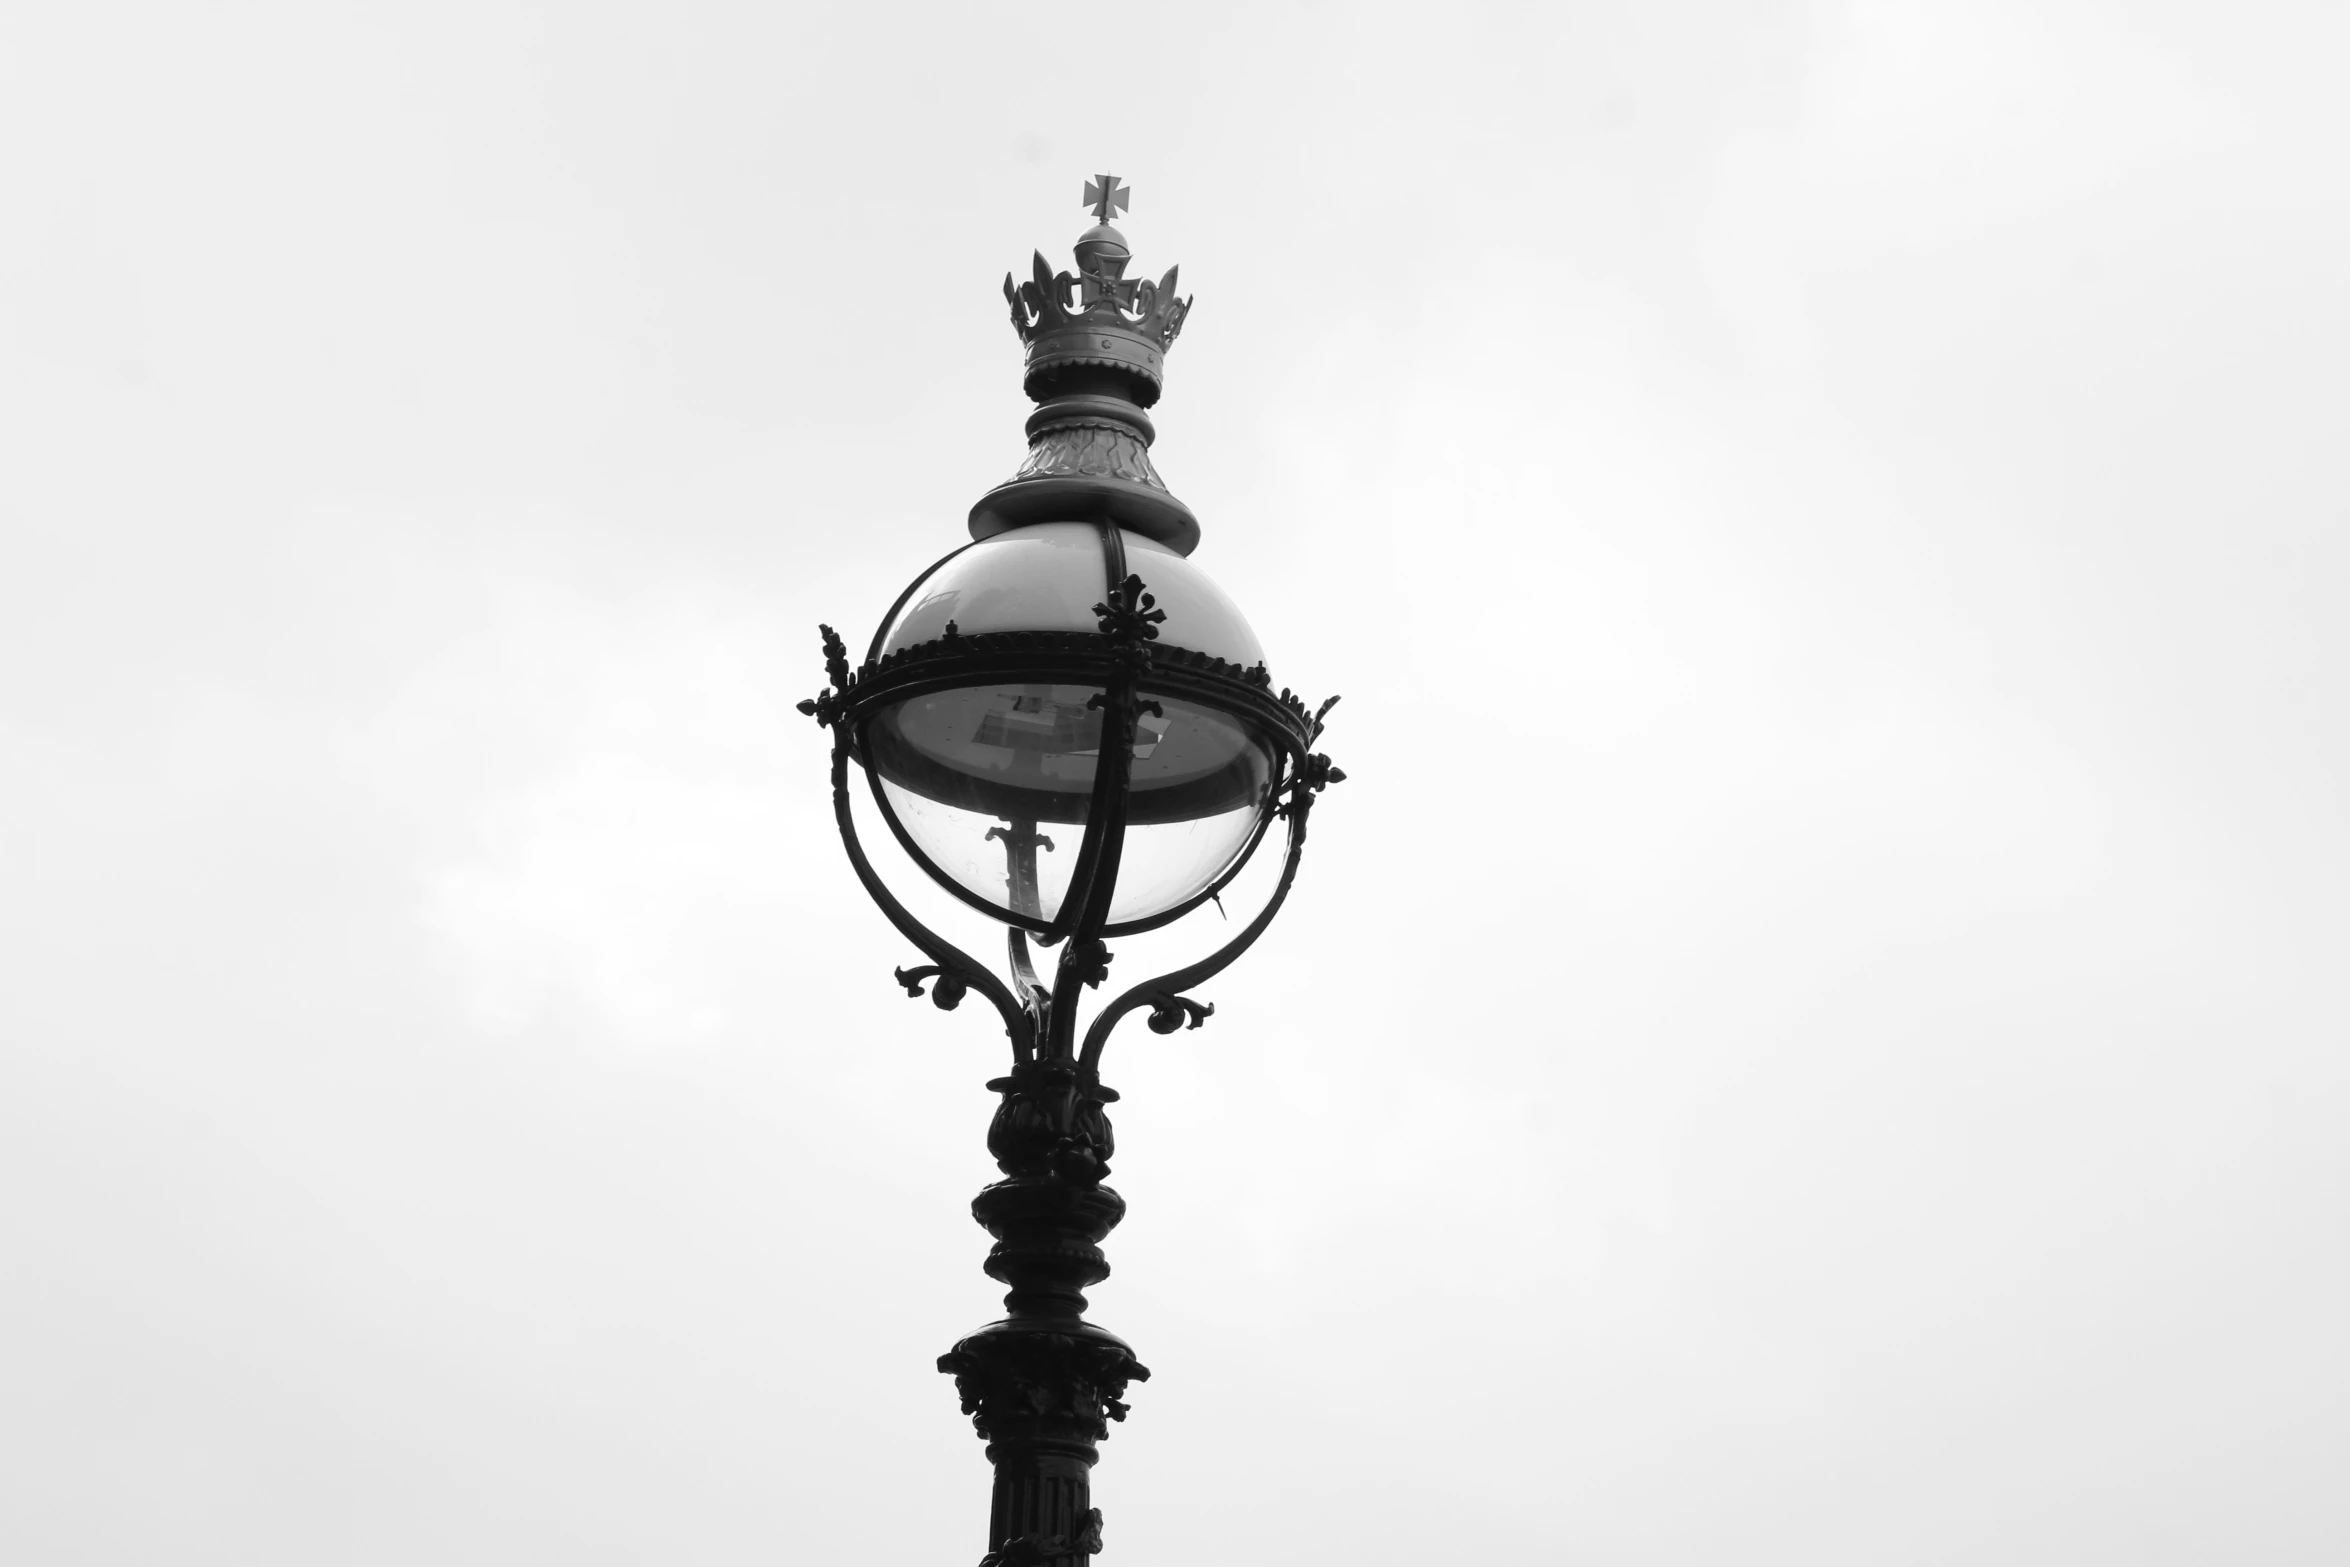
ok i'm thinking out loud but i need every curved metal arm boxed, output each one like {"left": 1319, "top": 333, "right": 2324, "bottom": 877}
{"left": 1006, "top": 926, "right": 1053, "bottom": 1052}
{"left": 1006, "top": 926, "right": 1048, "bottom": 1002}
{"left": 1077, "top": 796, "right": 1316, "bottom": 1071}
{"left": 827, "top": 734, "right": 1032, "bottom": 1054}
{"left": 1041, "top": 699, "right": 1140, "bottom": 1058}
{"left": 1037, "top": 540, "right": 1161, "bottom": 1060}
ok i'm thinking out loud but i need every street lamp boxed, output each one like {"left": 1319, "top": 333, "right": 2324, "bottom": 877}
{"left": 797, "top": 175, "right": 1344, "bottom": 1567}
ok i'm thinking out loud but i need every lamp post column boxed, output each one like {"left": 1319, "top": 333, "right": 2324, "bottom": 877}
{"left": 796, "top": 175, "right": 1346, "bottom": 1567}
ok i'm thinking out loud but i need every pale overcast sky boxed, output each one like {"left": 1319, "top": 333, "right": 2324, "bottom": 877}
{"left": 3, "top": 2, "right": 2345, "bottom": 1563}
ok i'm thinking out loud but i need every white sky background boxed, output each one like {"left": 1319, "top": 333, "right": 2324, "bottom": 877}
{"left": 3, "top": 1, "right": 2344, "bottom": 1561}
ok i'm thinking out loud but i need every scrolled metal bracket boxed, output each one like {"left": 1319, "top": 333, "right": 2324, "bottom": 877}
{"left": 894, "top": 965, "right": 970, "bottom": 1011}
{"left": 1078, "top": 715, "right": 1341, "bottom": 1070}
{"left": 808, "top": 624, "right": 1033, "bottom": 1056}
{"left": 1145, "top": 994, "right": 1214, "bottom": 1034}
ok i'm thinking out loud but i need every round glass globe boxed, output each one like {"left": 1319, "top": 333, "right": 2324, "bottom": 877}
{"left": 863, "top": 523, "right": 1279, "bottom": 928}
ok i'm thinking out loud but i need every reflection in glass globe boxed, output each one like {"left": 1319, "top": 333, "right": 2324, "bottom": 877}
{"left": 866, "top": 681, "right": 1276, "bottom": 926}
{"left": 877, "top": 523, "right": 1265, "bottom": 668}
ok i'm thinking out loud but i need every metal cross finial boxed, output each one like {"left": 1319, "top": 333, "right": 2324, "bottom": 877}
{"left": 1083, "top": 174, "right": 1130, "bottom": 225}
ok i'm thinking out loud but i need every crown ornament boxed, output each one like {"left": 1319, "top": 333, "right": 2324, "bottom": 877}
{"left": 973, "top": 176, "right": 1204, "bottom": 556}
{"left": 1002, "top": 174, "right": 1193, "bottom": 399}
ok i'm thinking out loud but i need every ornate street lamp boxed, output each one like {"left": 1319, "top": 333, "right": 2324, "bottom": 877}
{"left": 797, "top": 176, "right": 1344, "bottom": 1567}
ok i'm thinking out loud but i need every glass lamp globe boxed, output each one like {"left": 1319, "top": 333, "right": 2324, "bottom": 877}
{"left": 857, "top": 522, "right": 1279, "bottom": 933}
